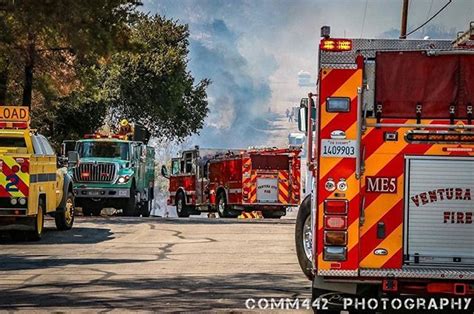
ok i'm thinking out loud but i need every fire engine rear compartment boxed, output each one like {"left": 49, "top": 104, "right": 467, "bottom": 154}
{"left": 249, "top": 154, "right": 290, "bottom": 205}
{"left": 404, "top": 156, "right": 474, "bottom": 267}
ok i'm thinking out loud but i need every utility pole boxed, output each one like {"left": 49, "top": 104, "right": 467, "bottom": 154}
{"left": 400, "top": 0, "right": 409, "bottom": 39}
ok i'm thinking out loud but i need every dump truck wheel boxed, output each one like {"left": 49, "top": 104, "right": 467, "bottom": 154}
{"left": 27, "top": 198, "right": 45, "bottom": 241}
{"left": 55, "top": 192, "right": 75, "bottom": 230}
{"left": 176, "top": 192, "right": 189, "bottom": 218}
{"left": 123, "top": 184, "right": 138, "bottom": 216}
{"left": 141, "top": 200, "right": 151, "bottom": 217}
{"left": 295, "top": 195, "right": 314, "bottom": 280}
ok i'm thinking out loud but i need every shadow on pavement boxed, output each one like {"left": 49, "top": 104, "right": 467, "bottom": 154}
{"left": 0, "top": 272, "right": 311, "bottom": 311}
{"left": 0, "top": 227, "right": 115, "bottom": 245}
{"left": 83, "top": 216, "right": 295, "bottom": 227}
{"left": 0, "top": 254, "right": 151, "bottom": 272}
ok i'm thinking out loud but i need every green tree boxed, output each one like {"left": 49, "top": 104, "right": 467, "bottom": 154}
{"left": 1, "top": 3, "right": 210, "bottom": 145}
{"left": 0, "top": 0, "right": 139, "bottom": 106}
{"left": 102, "top": 14, "right": 210, "bottom": 141}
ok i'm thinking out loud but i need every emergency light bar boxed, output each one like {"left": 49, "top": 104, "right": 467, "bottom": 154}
{"left": 320, "top": 39, "right": 352, "bottom": 52}
{"left": 406, "top": 131, "right": 474, "bottom": 144}
{"left": 84, "top": 133, "right": 127, "bottom": 140}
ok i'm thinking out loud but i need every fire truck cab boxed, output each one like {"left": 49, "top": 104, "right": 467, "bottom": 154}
{"left": 295, "top": 25, "right": 474, "bottom": 306}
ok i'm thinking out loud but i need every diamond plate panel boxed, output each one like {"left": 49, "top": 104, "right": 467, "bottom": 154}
{"left": 360, "top": 267, "right": 474, "bottom": 280}
{"left": 318, "top": 269, "right": 358, "bottom": 277}
{"left": 321, "top": 39, "right": 453, "bottom": 68}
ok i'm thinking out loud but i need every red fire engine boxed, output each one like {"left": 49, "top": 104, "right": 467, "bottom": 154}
{"left": 163, "top": 146, "right": 301, "bottom": 218}
{"left": 294, "top": 24, "right": 474, "bottom": 307}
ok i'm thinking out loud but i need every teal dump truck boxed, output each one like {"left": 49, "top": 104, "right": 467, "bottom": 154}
{"left": 67, "top": 134, "right": 155, "bottom": 217}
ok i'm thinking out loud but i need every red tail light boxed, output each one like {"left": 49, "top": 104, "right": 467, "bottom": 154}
{"left": 11, "top": 165, "right": 20, "bottom": 173}
{"left": 324, "top": 200, "right": 348, "bottom": 214}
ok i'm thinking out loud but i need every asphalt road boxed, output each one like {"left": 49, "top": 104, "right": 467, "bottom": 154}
{"left": 0, "top": 216, "right": 311, "bottom": 312}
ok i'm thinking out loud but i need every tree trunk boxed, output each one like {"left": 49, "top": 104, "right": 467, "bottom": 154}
{"left": 0, "top": 68, "right": 7, "bottom": 105}
{"left": 22, "top": 63, "right": 33, "bottom": 107}
{"left": 22, "top": 36, "right": 35, "bottom": 108}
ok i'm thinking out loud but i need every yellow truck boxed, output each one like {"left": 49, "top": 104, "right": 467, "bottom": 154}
{"left": 0, "top": 106, "right": 75, "bottom": 240}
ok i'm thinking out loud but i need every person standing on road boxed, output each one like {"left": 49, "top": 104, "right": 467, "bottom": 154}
{"left": 286, "top": 108, "right": 290, "bottom": 121}
{"left": 289, "top": 109, "right": 294, "bottom": 122}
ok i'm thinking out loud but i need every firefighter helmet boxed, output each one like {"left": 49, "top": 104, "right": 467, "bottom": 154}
{"left": 120, "top": 119, "right": 129, "bottom": 127}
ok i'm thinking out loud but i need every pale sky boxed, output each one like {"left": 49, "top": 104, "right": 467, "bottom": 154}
{"left": 143, "top": 0, "right": 473, "bottom": 147}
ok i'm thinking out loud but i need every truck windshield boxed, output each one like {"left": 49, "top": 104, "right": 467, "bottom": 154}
{"left": 77, "top": 141, "right": 130, "bottom": 160}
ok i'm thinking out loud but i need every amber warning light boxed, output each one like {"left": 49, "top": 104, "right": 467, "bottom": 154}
{"left": 320, "top": 39, "right": 352, "bottom": 52}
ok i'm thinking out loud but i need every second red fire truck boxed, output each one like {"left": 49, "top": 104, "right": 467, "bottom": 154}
{"left": 163, "top": 146, "right": 301, "bottom": 218}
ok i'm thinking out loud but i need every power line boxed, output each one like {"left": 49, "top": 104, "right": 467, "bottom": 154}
{"left": 406, "top": 0, "right": 452, "bottom": 37}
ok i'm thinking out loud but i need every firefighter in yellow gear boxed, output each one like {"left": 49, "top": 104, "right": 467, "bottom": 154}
{"left": 118, "top": 119, "right": 134, "bottom": 140}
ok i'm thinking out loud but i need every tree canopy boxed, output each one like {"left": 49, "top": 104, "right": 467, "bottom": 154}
{"left": 0, "top": 1, "right": 210, "bottom": 145}
{"left": 102, "top": 15, "right": 210, "bottom": 140}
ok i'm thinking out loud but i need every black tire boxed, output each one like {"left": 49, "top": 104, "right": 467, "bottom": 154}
{"left": 82, "top": 208, "right": 93, "bottom": 216}
{"left": 295, "top": 195, "right": 314, "bottom": 280}
{"left": 55, "top": 191, "right": 75, "bottom": 230}
{"left": 176, "top": 192, "right": 189, "bottom": 218}
{"left": 262, "top": 210, "right": 285, "bottom": 219}
{"left": 141, "top": 200, "right": 151, "bottom": 217}
{"left": 27, "top": 198, "right": 45, "bottom": 241}
{"left": 123, "top": 184, "right": 138, "bottom": 216}
{"left": 216, "top": 191, "right": 231, "bottom": 218}
{"left": 10, "top": 230, "right": 26, "bottom": 241}
{"left": 141, "top": 187, "right": 154, "bottom": 217}
{"left": 92, "top": 208, "right": 102, "bottom": 216}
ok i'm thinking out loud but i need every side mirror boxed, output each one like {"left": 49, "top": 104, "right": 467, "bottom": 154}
{"left": 61, "top": 142, "right": 66, "bottom": 157}
{"left": 298, "top": 107, "right": 308, "bottom": 133}
{"left": 161, "top": 165, "right": 169, "bottom": 179}
{"left": 67, "top": 151, "right": 79, "bottom": 166}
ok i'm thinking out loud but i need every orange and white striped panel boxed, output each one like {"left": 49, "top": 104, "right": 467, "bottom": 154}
{"left": 242, "top": 157, "right": 257, "bottom": 204}
{"left": 291, "top": 156, "right": 301, "bottom": 204}
{"left": 278, "top": 170, "right": 290, "bottom": 204}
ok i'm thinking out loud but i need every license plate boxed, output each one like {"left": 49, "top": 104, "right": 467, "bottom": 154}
{"left": 89, "top": 191, "right": 100, "bottom": 196}
{"left": 321, "top": 139, "right": 357, "bottom": 158}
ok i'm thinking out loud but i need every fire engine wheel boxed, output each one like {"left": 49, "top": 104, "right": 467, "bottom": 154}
{"left": 55, "top": 192, "right": 75, "bottom": 230}
{"left": 262, "top": 210, "right": 284, "bottom": 219}
{"left": 216, "top": 192, "right": 231, "bottom": 218}
{"left": 176, "top": 192, "right": 190, "bottom": 218}
{"left": 295, "top": 195, "right": 314, "bottom": 280}
{"left": 27, "top": 198, "right": 45, "bottom": 241}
